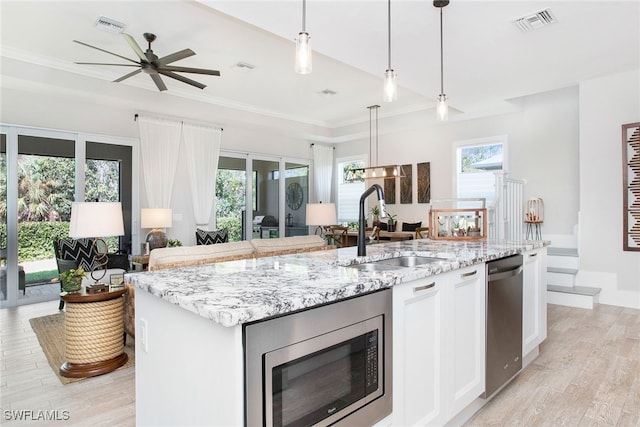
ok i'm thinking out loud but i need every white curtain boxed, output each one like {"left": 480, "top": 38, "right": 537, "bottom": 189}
{"left": 312, "top": 144, "right": 334, "bottom": 203}
{"left": 182, "top": 123, "right": 222, "bottom": 226}
{"left": 137, "top": 115, "right": 182, "bottom": 208}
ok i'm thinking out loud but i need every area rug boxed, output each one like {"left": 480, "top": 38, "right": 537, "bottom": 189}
{"left": 29, "top": 312, "right": 135, "bottom": 384}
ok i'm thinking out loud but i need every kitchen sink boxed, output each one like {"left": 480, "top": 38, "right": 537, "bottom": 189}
{"left": 346, "top": 263, "right": 401, "bottom": 272}
{"left": 375, "top": 256, "right": 449, "bottom": 267}
{"left": 346, "top": 256, "right": 450, "bottom": 272}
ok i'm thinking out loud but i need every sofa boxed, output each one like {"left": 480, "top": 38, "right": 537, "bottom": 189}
{"left": 124, "top": 235, "right": 334, "bottom": 337}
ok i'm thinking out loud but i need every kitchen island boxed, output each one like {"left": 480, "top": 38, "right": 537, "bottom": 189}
{"left": 126, "top": 239, "right": 547, "bottom": 426}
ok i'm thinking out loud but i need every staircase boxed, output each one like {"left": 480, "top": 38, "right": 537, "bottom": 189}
{"left": 546, "top": 247, "right": 601, "bottom": 309}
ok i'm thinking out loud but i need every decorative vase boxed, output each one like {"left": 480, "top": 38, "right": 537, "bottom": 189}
{"left": 62, "top": 277, "right": 82, "bottom": 293}
{"left": 388, "top": 221, "right": 396, "bottom": 232}
{"left": 372, "top": 216, "right": 381, "bottom": 228}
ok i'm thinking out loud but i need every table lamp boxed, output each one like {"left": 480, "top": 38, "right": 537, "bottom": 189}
{"left": 306, "top": 203, "right": 337, "bottom": 236}
{"left": 141, "top": 208, "right": 172, "bottom": 251}
{"left": 69, "top": 202, "right": 125, "bottom": 284}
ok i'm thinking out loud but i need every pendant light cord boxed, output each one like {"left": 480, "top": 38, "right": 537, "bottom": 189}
{"left": 440, "top": 7, "right": 444, "bottom": 94}
{"left": 302, "top": 0, "right": 306, "bottom": 32}
{"left": 388, "top": 0, "right": 392, "bottom": 69}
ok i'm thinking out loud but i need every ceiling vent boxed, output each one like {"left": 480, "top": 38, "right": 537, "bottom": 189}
{"left": 232, "top": 62, "right": 255, "bottom": 72}
{"left": 514, "top": 8, "right": 557, "bottom": 32}
{"left": 94, "top": 16, "right": 126, "bottom": 34}
{"left": 319, "top": 89, "right": 337, "bottom": 96}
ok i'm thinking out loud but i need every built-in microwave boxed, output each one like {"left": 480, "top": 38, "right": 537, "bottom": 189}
{"left": 244, "top": 289, "right": 392, "bottom": 427}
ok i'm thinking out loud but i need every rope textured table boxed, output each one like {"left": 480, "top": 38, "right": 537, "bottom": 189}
{"left": 60, "top": 287, "right": 128, "bottom": 378}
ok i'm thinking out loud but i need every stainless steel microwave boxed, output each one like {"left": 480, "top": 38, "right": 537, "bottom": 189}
{"left": 244, "top": 289, "right": 392, "bottom": 427}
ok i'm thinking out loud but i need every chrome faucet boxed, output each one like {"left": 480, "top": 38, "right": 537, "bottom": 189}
{"left": 358, "top": 184, "right": 386, "bottom": 257}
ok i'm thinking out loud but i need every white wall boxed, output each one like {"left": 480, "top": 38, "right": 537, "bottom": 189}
{"left": 334, "top": 86, "right": 580, "bottom": 237}
{"left": 578, "top": 68, "right": 640, "bottom": 307}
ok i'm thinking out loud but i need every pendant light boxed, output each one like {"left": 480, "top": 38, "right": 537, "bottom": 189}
{"left": 295, "top": 0, "right": 312, "bottom": 74}
{"left": 435, "top": 0, "right": 449, "bottom": 120}
{"left": 383, "top": 0, "right": 397, "bottom": 102}
{"left": 359, "top": 105, "right": 405, "bottom": 179}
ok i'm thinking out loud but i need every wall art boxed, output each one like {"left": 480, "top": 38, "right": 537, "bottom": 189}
{"left": 417, "top": 162, "right": 431, "bottom": 203}
{"left": 384, "top": 167, "right": 396, "bottom": 204}
{"left": 401, "top": 164, "right": 412, "bottom": 204}
{"left": 623, "top": 122, "right": 640, "bottom": 251}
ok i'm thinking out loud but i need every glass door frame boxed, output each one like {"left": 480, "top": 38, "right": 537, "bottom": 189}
{"left": 0, "top": 124, "right": 138, "bottom": 308}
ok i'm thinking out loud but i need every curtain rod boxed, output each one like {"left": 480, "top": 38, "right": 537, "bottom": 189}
{"left": 310, "top": 143, "right": 335, "bottom": 149}
{"left": 134, "top": 113, "right": 223, "bottom": 131}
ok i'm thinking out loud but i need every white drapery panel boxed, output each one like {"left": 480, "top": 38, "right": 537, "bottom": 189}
{"left": 312, "top": 144, "right": 334, "bottom": 203}
{"left": 137, "top": 115, "right": 182, "bottom": 208}
{"left": 182, "top": 123, "right": 222, "bottom": 226}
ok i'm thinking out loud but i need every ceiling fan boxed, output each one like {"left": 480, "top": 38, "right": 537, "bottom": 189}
{"left": 73, "top": 32, "right": 220, "bottom": 91}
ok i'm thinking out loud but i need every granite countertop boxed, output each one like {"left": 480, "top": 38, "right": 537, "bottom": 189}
{"left": 125, "top": 239, "right": 548, "bottom": 328}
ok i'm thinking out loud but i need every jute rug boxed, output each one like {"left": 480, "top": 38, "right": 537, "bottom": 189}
{"left": 29, "top": 312, "right": 135, "bottom": 384}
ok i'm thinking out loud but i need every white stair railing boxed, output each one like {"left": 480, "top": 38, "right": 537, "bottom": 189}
{"left": 488, "top": 171, "right": 526, "bottom": 241}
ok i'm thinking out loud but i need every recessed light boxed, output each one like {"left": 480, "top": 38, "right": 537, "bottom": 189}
{"left": 94, "top": 16, "right": 126, "bottom": 34}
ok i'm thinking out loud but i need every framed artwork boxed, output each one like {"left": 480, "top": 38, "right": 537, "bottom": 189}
{"left": 623, "top": 122, "right": 640, "bottom": 251}
{"left": 417, "top": 162, "right": 431, "bottom": 203}
{"left": 401, "top": 164, "right": 412, "bottom": 204}
{"left": 384, "top": 167, "right": 396, "bottom": 204}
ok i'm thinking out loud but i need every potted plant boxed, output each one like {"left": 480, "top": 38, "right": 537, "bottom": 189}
{"left": 370, "top": 206, "right": 381, "bottom": 227}
{"left": 386, "top": 210, "right": 397, "bottom": 232}
{"left": 59, "top": 267, "right": 86, "bottom": 293}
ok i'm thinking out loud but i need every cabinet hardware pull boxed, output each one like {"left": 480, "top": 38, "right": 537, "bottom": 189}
{"left": 529, "top": 253, "right": 538, "bottom": 257}
{"left": 460, "top": 270, "right": 477, "bottom": 278}
{"left": 413, "top": 282, "right": 435, "bottom": 292}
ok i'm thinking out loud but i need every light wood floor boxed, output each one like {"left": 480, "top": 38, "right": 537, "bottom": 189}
{"left": 1, "top": 301, "right": 638, "bottom": 426}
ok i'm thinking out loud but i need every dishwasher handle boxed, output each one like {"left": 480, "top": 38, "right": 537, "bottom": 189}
{"left": 487, "top": 265, "right": 523, "bottom": 282}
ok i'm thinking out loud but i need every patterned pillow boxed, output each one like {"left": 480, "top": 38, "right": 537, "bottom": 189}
{"left": 401, "top": 221, "right": 422, "bottom": 232}
{"left": 58, "top": 238, "right": 100, "bottom": 271}
{"left": 195, "top": 228, "right": 229, "bottom": 245}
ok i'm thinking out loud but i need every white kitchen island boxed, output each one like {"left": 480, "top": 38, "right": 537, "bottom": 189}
{"left": 126, "top": 239, "right": 547, "bottom": 427}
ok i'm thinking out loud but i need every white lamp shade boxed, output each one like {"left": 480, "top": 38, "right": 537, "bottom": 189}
{"left": 69, "top": 202, "right": 125, "bottom": 238}
{"left": 295, "top": 32, "right": 312, "bottom": 74}
{"left": 306, "top": 203, "right": 337, "bottom": 226}
{"left": 141, "top": 208, "right": 173, "bottom": 229}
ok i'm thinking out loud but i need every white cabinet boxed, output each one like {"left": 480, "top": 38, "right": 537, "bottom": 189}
{"left": 392, "top": 275, "right": 446, "bottom": 427}
{"left": 446, "top": 264, "right": 486, "bottom": 418}
{"left": 392, "top": 264, "right": 486, "bottom": 427}
{"left": 522, "top": 247, "right": 547, "bottom": 357}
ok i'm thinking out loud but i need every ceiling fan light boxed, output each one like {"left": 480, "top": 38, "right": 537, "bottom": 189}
{"left": 295, "top": 32, "right": 312, "bottom": 74}
{"left": 437, "top": 94, "right": 448, "bottom": 121}
{"left": 383, "top": 69, "right": 397, "bottom": 102}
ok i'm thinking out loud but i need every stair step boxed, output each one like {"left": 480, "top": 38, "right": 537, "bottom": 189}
{"left": 547, "top": 285, "right": 601, "bottom": 309}
{"left": 548, "top": 247, "right": 579, "bottom": 257}
{"left": 547, "top": 267, "right": 578, "bottom": 275}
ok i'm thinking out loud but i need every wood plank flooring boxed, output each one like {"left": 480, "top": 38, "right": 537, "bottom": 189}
{"left": 1, "top": 301, "right": 638, "bottom": 426}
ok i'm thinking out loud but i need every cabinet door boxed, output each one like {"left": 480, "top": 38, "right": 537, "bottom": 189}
{"left": 522, "top": 248, "right": 547, "bottom": 356}
{"left": 448, "top": 265, "right": 486, "bottom": 417}
{"left": 392, "top": 276, "right": 445, "bottom": 427}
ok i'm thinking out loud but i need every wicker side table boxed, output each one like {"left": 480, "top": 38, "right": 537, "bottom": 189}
{"left": 60, "top": 287, "right": 128, "bottom": 378}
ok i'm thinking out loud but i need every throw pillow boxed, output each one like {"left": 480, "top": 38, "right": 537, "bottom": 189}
{"left": 58, "top": 238, "right": 100, "bottom": 271}
{"left": 195, "top": 228, "right": 229, "bottom": 245}
{"left": 401, "top": 221, "right": 422, "bottom": 232}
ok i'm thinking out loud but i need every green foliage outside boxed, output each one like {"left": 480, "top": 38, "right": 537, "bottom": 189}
{"left": 4, "top": 221, "right": 70, "bottom": 261}
{"left": 343, "top": 160, "right": 365, "bottom": 183}
{"left": 460, "top": 144, "right": 502, "bottom": 173}
{"left": 217, "top": 216, "right": 242, "bottom": 242}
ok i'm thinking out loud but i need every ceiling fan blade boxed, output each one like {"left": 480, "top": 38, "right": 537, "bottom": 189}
{"left": 158, "top": 65, "right": 220, "bottom": 76}
{"left": 114, "top": 69, "right": 142, "bottom": 82}
{"left": 157, "top": 49, "right": 195, "bottom": 66}
{"left": 157, "top": 70, "right": 206, "bottom": 89}
{"left": 73, "top": 40, "right": 139, "bottom": 65}
{"left": 150, "top": 74, "right": 168, "bottom": 91}
{"left": 75, "top": 62, "right": 139, "bottom": 67}
{"left": 122, "top": 33, "right": 147, "bottom": 62}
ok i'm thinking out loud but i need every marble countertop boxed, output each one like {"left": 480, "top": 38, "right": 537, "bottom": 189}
{"left": 125, "top": 239, "right": 548, "bottom": 327}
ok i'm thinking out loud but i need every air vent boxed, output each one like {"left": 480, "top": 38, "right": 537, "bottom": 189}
{"left": 319, "top": 89, "right": 337, "bottom": 96}
{"left": 94, "top": 16, "right": 126, "bottom": 34}
{"left": 514, "top": 8, "right": 557, "bottom": 32}
{"left": 232, "top": 62, "right": 255, "bottom": 72}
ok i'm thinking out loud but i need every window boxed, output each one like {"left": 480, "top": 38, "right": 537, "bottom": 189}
{"left": 336, "top": 157, "right": 365, "bottom": 222}
{"left": 455, "top": 136, "right": 506, "bottom": 207}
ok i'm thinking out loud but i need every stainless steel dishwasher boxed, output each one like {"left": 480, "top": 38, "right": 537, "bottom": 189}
{"left": 482, "top": 254, "right": 523, "bottom": 398}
